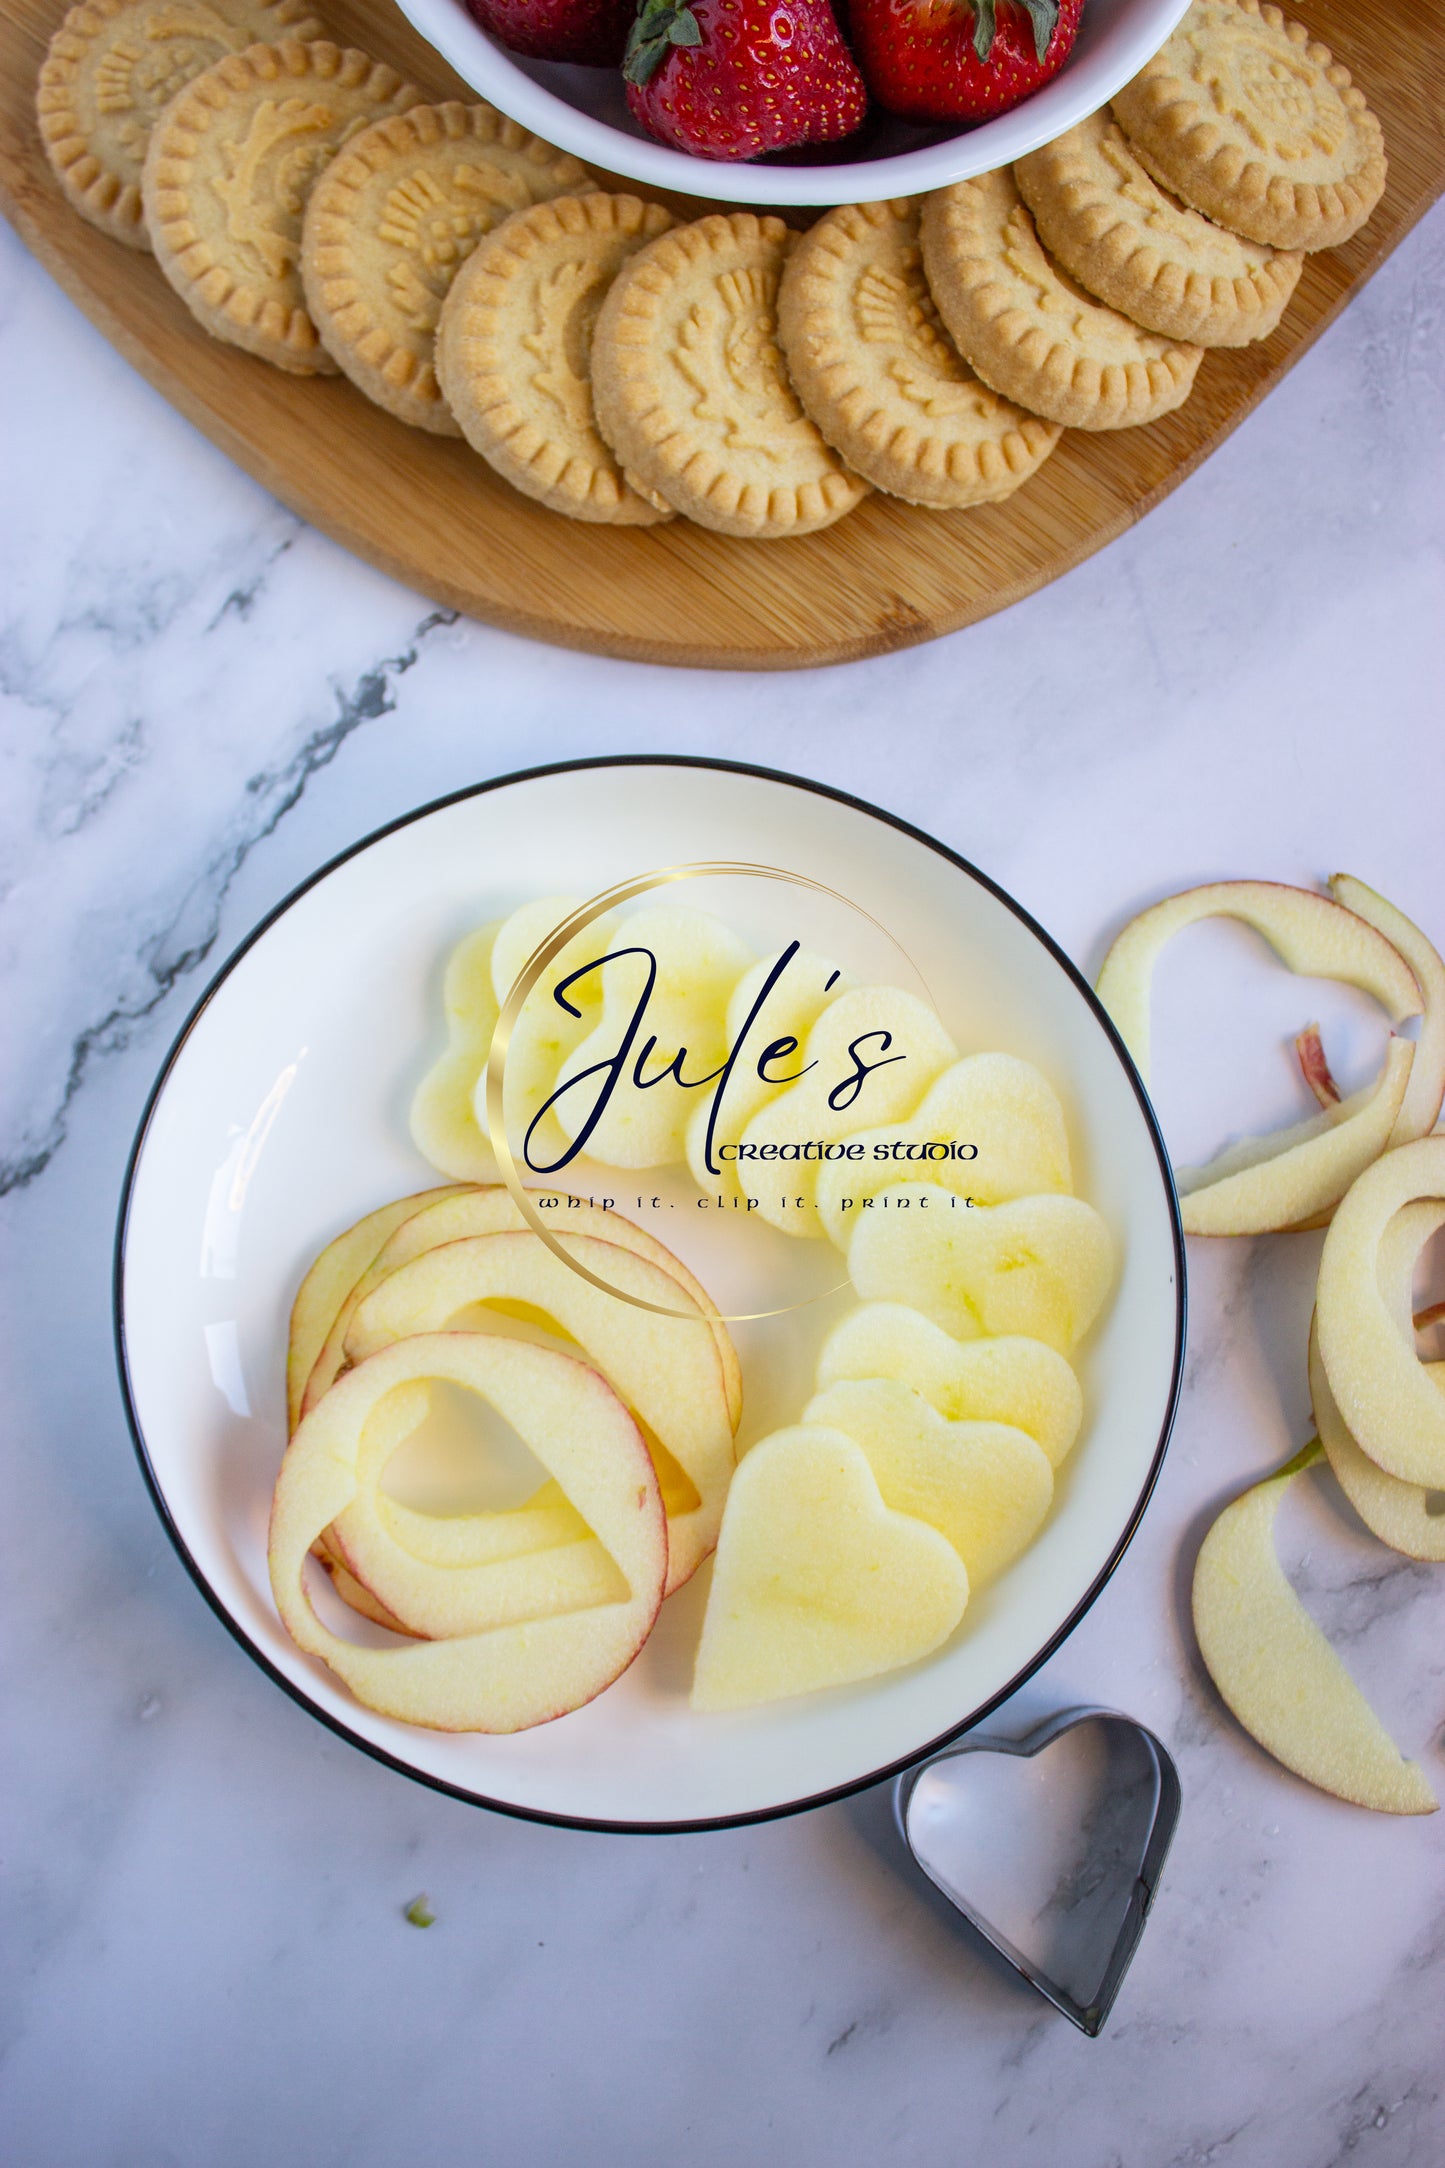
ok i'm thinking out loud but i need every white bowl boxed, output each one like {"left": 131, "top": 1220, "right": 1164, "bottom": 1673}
{"left": 393, "top": 0, "right": 1190, "bottom": 207}
{"left": 117, "top": 759, "right": 1183, "bottom": 1830}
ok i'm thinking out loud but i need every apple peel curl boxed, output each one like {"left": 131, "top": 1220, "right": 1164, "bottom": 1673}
{"left": 1095, "top": 880, "right": 1423, "bottom": 1236}
{"left": 1316, "top": 1138, "right": 1445, "bottom": 1490}
{"left": 268, "top": 1335, "right": 667, "bottom": 1733}
{"left": 1192, "top": 1444, "right": 1437, "bottom": 1815}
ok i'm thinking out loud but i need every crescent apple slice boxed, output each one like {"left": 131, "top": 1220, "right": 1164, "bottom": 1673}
{"left": 1316, "top": 1138, "right": 1445, "bottom": 1488}
{"left": 1192, "top": 1446, "right": 1437, "bottom": 1815}
{"left": 344, "top": 1231, "right": 734, "bottom": 1595}
{"left": 324, "top": 1187, "right": 741, "bottom": 1434}
{"left": 268, "top": 1335, "right": 667, "bottom": 1732}
{"left": 286, "top": 1185, "right": 476, "bottom": 1433}
{"left": 1096, "top": 880, "right": 1422, "bottom": 1235}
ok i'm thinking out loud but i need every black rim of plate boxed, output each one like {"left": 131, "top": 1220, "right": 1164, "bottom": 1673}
{"left": 113, "top": 753, "right": 1187, "bottom": 1836}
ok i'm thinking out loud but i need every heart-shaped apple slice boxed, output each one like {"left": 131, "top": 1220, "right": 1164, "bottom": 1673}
{"left": 691, "top": 1425, "right": 968, "bottom": 1712}
{"left": 846, "top": 1184, "right": 1114, "bottom": 1354}
{"left": 737, "top": 988, "right": 958, "bottom": 1236}
{"left": 815, "top": 1052, "right": 1073, "bottom": 1247}
{"left": 802, "top": 1380, "right": 1053, "bottom": 1583}
{"left": 269, "top": 1334, "right": 667, "bottom": 1732}
{"left": 1192, "top": 1444, "right": 1436, "bottom": 1814}
{"left": 815, "top": 1304, "right": 1083, "bottom": 1466}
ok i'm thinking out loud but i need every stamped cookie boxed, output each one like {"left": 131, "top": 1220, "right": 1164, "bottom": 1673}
{"left": 1016, "top": 111, "right": 1303, "bottom": 347}
{"left": 301, "top": 103, "right": 595, "bottom": 434}
{"left": 591, "top": 212, "right": 870, "bottom": 541}
{"left": 920, "top": 169, "right": 1202, "bottom": 432}
{"left": 142, "top": 40, "right": 422, "bottom": 373}
{"left": 436, "top": 192, "right": 675, "bottom": 523}
{"left": 36, "top": 0, "right": 322, "bottom": 251}
{"left": 777, "top": 199, "right": 1059, "bottom": 511}
{"left": 1111, "top": 0, "right": 1386, "bottom": 252}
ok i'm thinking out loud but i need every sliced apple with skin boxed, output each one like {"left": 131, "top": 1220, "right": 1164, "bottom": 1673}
{"left": 815, "top": 1303, "right": 1082, "bottom": 1467}
{"left": 685, "top": 947, "right": 851, "bottom": 1211}
{"left": 1316, "top": 1137, "right": 1445, "bottom": 1488}
{"left": 1308, "top": 1197, "right": 1445, "bottom": 1559}
{"left": 269, "top": 1334, "right": 668, "bottom": 1733}
{"left": 287, "top": 1184, "right": 476, "bottom": 1434}
{"left": 846, "top": 1183, "right": 1114, "bottom": 1354}
{"left": 1192, "top": 1443, "right": 1436, "bottom": 1814}
{"left": 1096, "top": 879, "right": 1422, "bottom": 1236}
{"left": 739, "top": 988, "right": 959, "bottom": 1237}
{"left": 548, "top": 905, "right": 754, "bottom": 1169}
{"left": 1310, "top": 1319, "right": 1445, "bottom": 1564}
{"left": 815, "top": 1052, "right": 1073, "bottom": 1249}
{"left": 1329, "top": 875, "right": 1445, "bottom": 1147}
{"left": 344, "top": 1231, "right": 734, "bottom": 1595}
{"left": 803, "top": 1379, "right": 1053, "bottom": 1584}
{"left": 691, "top": 1425, "right": 968, "bottom": 1713}
{"left": 317, "top": 1188, "right": 742, "bottom": 1433}
{"left": 328, "top": 1380, "right": 628, "bottom": 1639}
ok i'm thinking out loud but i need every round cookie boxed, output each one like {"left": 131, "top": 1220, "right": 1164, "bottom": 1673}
{"left": 301, "top": 102, "right": 596, "bottom": 434}
{"left": 920, "top": 169, "right": 1202, "bottom": 432}
{"left": 1016, "top": 111, "right": 1303, "bottom": 347}
{"left": 777, "top": 198, "right": 1059, "bottom": 511}
{"left": 591, "top": 212, "right": 870, "bottom": 541}
{"left": 36, "top": 0, "right": 322, "bottom": 251}
{"left": 436, "top": 192, "right": 676, "bottom": 524}
{"left": 142, "top": 40, "right": 422, "bottom": 374}
{"left": 1110, "top": 0, "right": 1386, "bottom": 252}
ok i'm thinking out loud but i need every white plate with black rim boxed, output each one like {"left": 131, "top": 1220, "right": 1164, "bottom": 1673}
{"left": 115, "top": 757, "right": 1184, "bottom": 1832}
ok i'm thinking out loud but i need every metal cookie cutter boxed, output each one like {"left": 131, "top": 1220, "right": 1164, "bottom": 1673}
{"left": 893, "top": 1705, "right": 1181, "bottom": 2037}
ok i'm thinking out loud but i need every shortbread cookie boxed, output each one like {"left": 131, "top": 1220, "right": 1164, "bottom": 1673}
{"left": 142, "top": 40, "right": 421, "bottom": 373}
{"left": 777, "top": 198, "right": 1059, "bottom": 510}
{"left": 920, "top": 169, "right": 1202, "bottom": 431}
{"left": 436, "top": 192, "right": 675, "bottom": 523}
{"left": 1016, "top": 112, "right": 1303, "bottom": 346}
{"left": 591, "top": 212, "right": 870, "bottom": 540}
{"left": 301, "top": 103, "right": 595, "bottom": 433}
{"left": 37, "top": 0, "right": 322, "bottom": 250}
{"left": 1111, "top": 0, "right": 1386, "bottom": 252}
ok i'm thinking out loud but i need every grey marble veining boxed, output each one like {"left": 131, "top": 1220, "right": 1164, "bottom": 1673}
{"left": 3, "top": 192, "right": 1445, "bottom": 2168}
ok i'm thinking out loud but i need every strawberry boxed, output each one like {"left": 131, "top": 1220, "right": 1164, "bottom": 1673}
{"left": 848, "top": 0, "right": 1084, "bottom": 124}
{"left": 623, "top": 0, "right": 868, "bottom": 161}
{"left": 465, "top": 0, "right": 636, "bottom": 66}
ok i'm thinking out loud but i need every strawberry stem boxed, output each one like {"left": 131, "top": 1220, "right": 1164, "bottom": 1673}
{"left": 970, "top": 0, "right": 1060, "bottom": 64}
{"left": 624, "top": 0, "right": 702, "bottom": 84}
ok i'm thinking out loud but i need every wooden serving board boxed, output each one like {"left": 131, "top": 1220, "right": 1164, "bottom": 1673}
{"left": 4, "top": 0, "right": 1442, "bottom": 669}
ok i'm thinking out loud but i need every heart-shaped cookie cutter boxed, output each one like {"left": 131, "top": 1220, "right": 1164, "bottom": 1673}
{"left": 894, "top": 1706, "right": 1181, "bottom": 2037}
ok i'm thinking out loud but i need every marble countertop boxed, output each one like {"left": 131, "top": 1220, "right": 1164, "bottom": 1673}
{"left": 4, "top": 192, "right": 1445, "bottom": 2168}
